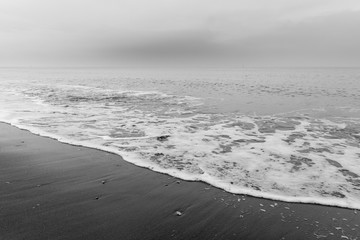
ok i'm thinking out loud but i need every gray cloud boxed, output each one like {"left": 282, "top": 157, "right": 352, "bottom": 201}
{"left": 1, "top": 0, "right": 360, "bottom": 66}
{"left": 233, "top": 11, "right": 360, "bottom": 66}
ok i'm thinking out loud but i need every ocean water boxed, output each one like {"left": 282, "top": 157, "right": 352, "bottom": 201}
{"left": 1, "top": 67, "right": 360, "bottom": 209}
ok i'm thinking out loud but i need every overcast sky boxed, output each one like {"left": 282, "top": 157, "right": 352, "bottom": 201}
{"left": 1, "top": 0, "right": 360, "bottom": 67}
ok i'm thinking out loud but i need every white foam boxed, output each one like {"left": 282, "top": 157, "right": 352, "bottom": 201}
{"left": 1, "top": 69, "right": 360, "bottom": 210}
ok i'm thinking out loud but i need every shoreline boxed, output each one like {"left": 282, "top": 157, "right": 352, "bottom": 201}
{"left": 4, "top": 121, "right": 359, "bottom": 211}
{"left": 1, "top": 122, "right": 359, "bottom": 239}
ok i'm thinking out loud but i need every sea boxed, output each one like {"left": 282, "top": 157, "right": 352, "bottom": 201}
{"left": 1, "top": 67, "right": 359, "bottom": 209}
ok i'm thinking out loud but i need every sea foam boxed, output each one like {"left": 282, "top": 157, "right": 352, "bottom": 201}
{"left": 1, "top": 68, "right": 360, "bottom": 209}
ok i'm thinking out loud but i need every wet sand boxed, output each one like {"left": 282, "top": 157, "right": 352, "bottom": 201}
{"left": 0, "top": 122, "right": 359, "bottom": 240}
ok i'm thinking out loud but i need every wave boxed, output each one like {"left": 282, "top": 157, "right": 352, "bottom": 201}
{"left": 1, "top": 81, "right": 360, "bottom": 210}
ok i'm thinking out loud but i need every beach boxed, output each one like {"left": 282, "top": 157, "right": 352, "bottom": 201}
{"left": 1, "top": 122, "right": 359, "bottom": 240}
{"left": 2, "top": 0, "right": 360, "bottom": 238}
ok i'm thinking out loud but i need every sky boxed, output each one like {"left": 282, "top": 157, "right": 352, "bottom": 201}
{"left": 1, "top": 0, "right": 360, "bottom": 67}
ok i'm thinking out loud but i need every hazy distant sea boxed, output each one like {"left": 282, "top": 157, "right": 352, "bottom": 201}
{"left": 1, "top": 67, "right": 360, "bottom": 209}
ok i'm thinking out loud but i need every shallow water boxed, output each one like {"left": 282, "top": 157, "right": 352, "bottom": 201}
{"left": 1, "top": 67, "right": 360, "bottom": 209}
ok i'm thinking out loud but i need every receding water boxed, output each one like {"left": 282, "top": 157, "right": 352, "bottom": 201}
{"left": 1, "top": 67, "right": 359, "bottom": 209}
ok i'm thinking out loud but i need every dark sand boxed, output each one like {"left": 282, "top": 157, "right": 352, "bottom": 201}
{"left": 1, "top": 123, "right": 359, "bottom": 240}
